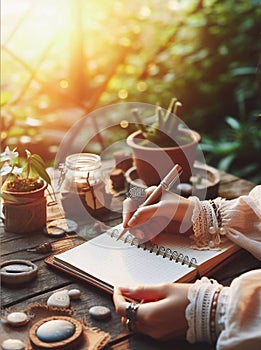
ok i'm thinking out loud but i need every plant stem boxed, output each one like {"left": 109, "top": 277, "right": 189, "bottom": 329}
{"left": 156, "top": 106, "right": 164, "bottom": 129}
{"left": 164, "top": 97, "right": 177, "bottom": 124}
{"left": 132, "top": 109, "right": 147, "bottom": 134}
{"left": 174, "top": 101, "right": 182, "bottom": 116}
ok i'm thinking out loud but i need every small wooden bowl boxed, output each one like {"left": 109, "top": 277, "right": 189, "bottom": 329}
{"left": 0, "top": 259, "right": 38, "bottom": 285}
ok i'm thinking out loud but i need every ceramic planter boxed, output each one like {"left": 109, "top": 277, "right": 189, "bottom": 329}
{"left": 2, "top": 182, "right": 48, "bottom": 233}
{"left": 126, "top": 129, "right": 200, "bottom": 186}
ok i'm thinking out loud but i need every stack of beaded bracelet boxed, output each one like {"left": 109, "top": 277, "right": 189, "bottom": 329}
{"left": 191, "top": 197, "right": 228, "bottom": 249}
{"left": 208, "top": 199, "right": 227, "bottom": 236}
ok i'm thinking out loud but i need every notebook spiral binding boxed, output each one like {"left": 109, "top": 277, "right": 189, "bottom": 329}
{"left": 109, "top": 229, "right": 198, "bottom": 269}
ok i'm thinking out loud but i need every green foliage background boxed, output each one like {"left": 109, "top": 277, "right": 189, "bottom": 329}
{"left": 1, "top": 0, "right": 261, "bottom": 183}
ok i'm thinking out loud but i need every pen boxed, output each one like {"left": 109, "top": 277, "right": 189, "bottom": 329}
{"left": 116, "top": 164, "right": 183, "bottom": 241}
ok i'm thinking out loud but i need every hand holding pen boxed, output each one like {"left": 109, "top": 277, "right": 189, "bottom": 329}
{"left": 117, "top": 164, "right": 183, "bottom": 241}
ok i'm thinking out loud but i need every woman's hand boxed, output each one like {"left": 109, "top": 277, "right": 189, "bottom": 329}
{"left": 122, "top": 187, "right": 194, "bottom": 241}
{"left": 113, "top": 283, "right": 190, "bottom": 340}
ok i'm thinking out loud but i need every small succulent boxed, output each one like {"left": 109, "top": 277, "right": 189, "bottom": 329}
{"left": 132, "top": 97, "right": 190, "bottom": 148}
{"left": 0, "top": 146, "right": 51, "bottom": 193}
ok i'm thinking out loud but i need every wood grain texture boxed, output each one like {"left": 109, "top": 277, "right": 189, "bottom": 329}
{"left": 1, "top": 169, "right": 259, "bottom": 349}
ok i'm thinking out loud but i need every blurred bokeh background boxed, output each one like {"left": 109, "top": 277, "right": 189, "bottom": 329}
{"left": 1, "top": 0, "right": 260, "bottom": 183}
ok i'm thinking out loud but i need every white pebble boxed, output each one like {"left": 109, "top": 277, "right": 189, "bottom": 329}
{"left": 6, "top": 312, "right": 29, "bottom": 327}
{"left": 68, "top": 289, "right": 81, "bottom": 299}
{"left": 1, "top": 338, "right": 25, "bottom": 350}
{"left": 47, "top": 290, "right": 70, "bottom": 308}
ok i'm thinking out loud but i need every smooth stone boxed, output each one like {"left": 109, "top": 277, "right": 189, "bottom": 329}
{"left": 6, "top": 312, "right": 29, "bottom": 327}
{"left": 44, "top": 219, "right": 78, "bottom": 236}
{"left": 43, "top": 226, "right": 65, "bottom": 237}
{"left": 3, "top": 264, "right": 32, "bottom": 273}
{"left": 1, "top": 339, "right": 25, "bottom": 350}
{"left": 89, "top": 306, "right": 111, "bottom": 320}
{"left": 176, "top": 183, "right": 193, "bottom": 197}
{"left": 47, "top": 290, "right": 70, "bottom": 308}
{"left": 36, "top": 320, "right": 75, "bottom": 343}
{"left": 68, "top": 289, "right": 81, "bottom": 299}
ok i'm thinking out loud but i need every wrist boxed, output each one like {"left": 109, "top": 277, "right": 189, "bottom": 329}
{"left": 175, "top": 197, "right": 195, "bottom": 235}
{"left": 183, "top": 197, "right": 195, "bottom": 223}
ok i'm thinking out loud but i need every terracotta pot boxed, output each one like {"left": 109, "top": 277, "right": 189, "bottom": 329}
{"left": 2, "top": 182, "right": 48, "bottom": 233}
{"left": 126, "top": 129, "right": 200, "bottom": 186}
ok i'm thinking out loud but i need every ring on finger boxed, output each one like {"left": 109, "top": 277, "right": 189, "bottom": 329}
{"left": 126, "top": 318, "right": 136, "bottom": 332}
{"left": 125, "top": 303, "right": 139, "bottom": 323}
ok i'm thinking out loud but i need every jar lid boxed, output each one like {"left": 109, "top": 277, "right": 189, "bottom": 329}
{"left": 65, "top": 153, "right": 101, "bottom": 171}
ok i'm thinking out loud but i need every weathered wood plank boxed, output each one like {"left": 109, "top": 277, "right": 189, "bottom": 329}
{"left": 218, "top": 171, "right": 255, "bottom": 199}
{"left": 0, "top": 168, "right": 258, "bottom": 349}
{"left": 1, "top": 260, "right": 71, "bottom": 307}
{"left": 1, "top": 282, "right": 123, "bottom": 342}
{"left": 212, "top": 250, "right": 261, "bottom": 286}
{"left": 111, "top": 335, "right": 214, "bottom": 350}
{"left": 1, "top": 281, "right": 214, "bottom": 350}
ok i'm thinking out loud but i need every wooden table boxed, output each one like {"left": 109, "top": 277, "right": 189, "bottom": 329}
{"left": 1, "top": 170, "right": 260, "bottom": 350}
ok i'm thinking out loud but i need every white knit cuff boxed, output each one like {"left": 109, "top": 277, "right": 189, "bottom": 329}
{"left": 185, "top": 277, "right": 223, "bottom": 344}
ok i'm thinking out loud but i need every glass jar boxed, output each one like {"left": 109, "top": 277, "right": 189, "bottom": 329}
{"left": 59, "top": 153, "right": 112, "bottom": 222}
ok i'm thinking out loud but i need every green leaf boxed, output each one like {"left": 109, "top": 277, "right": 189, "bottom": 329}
{"left": 30, "top": 154, "right": 46, "bottom": 167}
{"left": 30, "top": 159, "right": 51, "bottom": 186}
{"left": 20, "top": 162, "right": 30, "bottom": 178}
{"left": 0, "top": 192, "right": 27, "bottom": 204}
{"left": 215, "top": 141, "right": 240, "bottom": 155}
{"left": 201, "top": 140, "right": 240, "bottom": 155}
{"left": 200, "top": 143, "right": 217, "bottom": 152}
{"left": 230, "top": 67, "right": 256, "bottom": 76}
{"left": 218, "top": 154, "right": 236, "bottom": 171}
{"left": 225, "top": 116, "right": 241, "bottom": 130}
{"left": 132, "top": 109, "right": 148, "bottom": 134}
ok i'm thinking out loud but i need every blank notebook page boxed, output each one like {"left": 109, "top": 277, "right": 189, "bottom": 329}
{"left": 54, "top": 232, "right": 195, "bottom": 287}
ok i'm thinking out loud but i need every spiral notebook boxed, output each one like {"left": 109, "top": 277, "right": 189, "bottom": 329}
{"left": 47, "top": 224, "right": 240, "bottom": 294}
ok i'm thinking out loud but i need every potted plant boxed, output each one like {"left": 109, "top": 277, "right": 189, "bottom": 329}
{"left": 126, "top": 98, "right": 200, "bottom": 186}
{"left": 0, "top": 147, "right": 52, "bottom": 233}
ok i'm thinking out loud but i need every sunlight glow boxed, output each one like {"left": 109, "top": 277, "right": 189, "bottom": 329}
{"left": 1, "top": 0, "right": 71, "bottom": 50}
{"left": 138, "top": 6, "right": 151, "bottom": 19}
{"left": 59, "top": 79, "right": 69, "bottom": 89}
{"left": 1, "top": 0, "right": 194, "bottom": 111}
{"left": 120, "top": 120, "right": 129, "bottom": 128}
{"left": 168, "top": 0, "right": 194, "bottom": 11}
{"left": 118, "top": 89, "right": 128, "bottom": 99}
{"left": 137, "top": 81, "right": 148, "bottom": 92}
